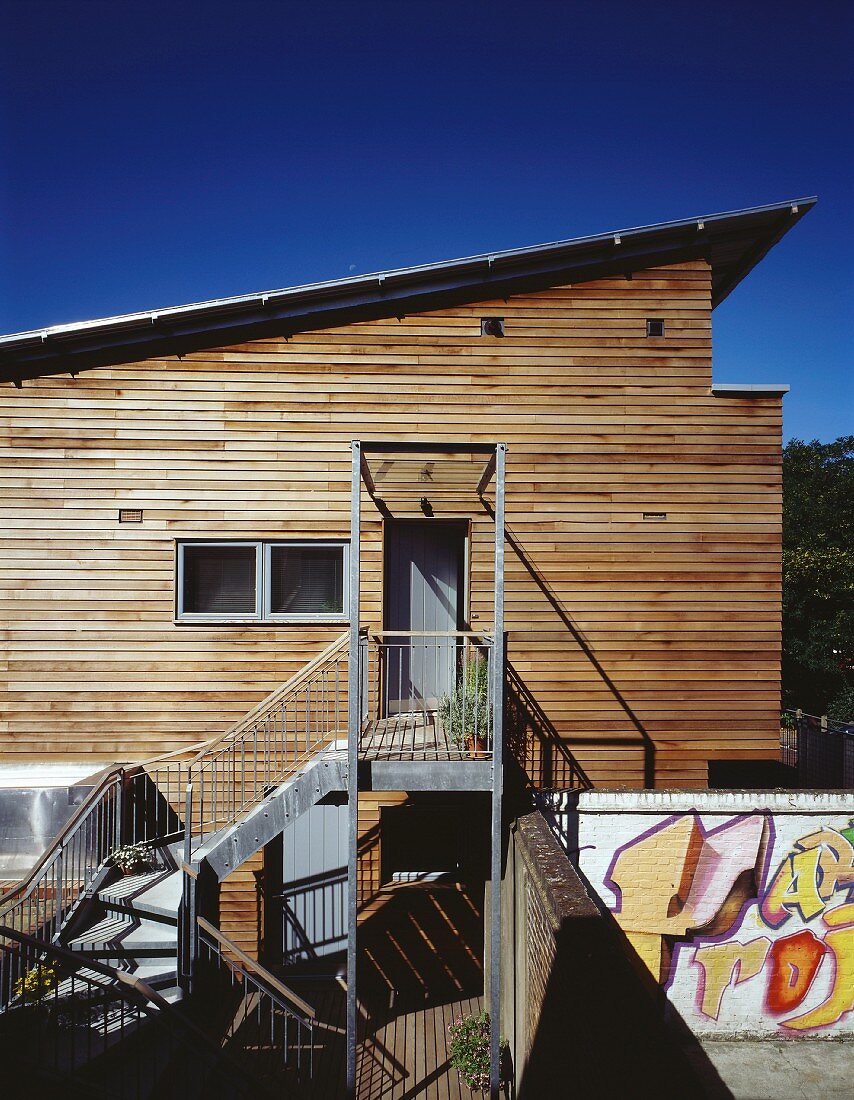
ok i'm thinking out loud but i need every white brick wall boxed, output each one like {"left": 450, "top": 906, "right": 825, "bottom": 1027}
{"left": 541, "top": 791, "right": 854, "bottom": 1039}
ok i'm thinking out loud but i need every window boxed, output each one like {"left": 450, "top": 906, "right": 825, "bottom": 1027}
{"left": 176, "top": 540, "right": 347, "bottom": 622}
{"left": 267, "top": 543, "right": 345, "bottom": 617}
{"left": 646, "top": 318, "right": 665, "bottom": 337}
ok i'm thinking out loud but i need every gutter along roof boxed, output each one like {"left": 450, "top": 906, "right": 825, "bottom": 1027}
{"left": 0, "top": 197, "right": 816, "bottom": 384}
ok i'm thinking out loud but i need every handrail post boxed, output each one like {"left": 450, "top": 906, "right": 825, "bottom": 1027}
{"left": 180, "top": 781, "right": 195, "bottom": 992}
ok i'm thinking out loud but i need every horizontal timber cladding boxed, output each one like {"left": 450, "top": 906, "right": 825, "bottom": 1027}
{"left": 0, "top": 261, "right": 783, "bottom": 787}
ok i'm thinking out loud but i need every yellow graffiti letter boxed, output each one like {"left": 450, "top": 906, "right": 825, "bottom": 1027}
{"left": 693, "top": 938, "right": 770, "bottom": 1020}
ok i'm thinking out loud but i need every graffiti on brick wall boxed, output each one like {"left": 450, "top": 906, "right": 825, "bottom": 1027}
{"left": 603, "top": 814, "right": 854, "bottom": 1033}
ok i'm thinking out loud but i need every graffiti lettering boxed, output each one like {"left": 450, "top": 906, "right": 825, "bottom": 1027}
{"left": 694, "top": 938, "right": 770, "bottom": 1020}
{"left": 782, "top": 903, "right": 854, "bottom": 1031}
{"left": 765, "top": 929, "right": 826, "bottom": 1014}
{"left": 760, "top": 827, "right": 854, "bottom": 928}
{"left": 602, "top": 815, "right": 854, "bottom": 1034}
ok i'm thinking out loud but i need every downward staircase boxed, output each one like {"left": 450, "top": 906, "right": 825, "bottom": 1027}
{"left": 0, "top": 632, "right": 350, "bottom": 1098}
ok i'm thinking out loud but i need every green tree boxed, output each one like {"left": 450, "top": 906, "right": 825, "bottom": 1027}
{"left": 783, "top": 436, "right": 854, "bottom": 716}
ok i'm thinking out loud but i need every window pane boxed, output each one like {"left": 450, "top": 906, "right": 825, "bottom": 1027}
{"left": 183, "top": 545, "right": 256, "bottom": 615}
{"left": 270, "top": 545, "right": 344, "bottom": 615}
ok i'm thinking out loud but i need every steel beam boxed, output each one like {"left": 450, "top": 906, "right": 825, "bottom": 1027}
{"left": 361, "top": 759, "right": 493, "bottom": 792}
{"left": 476, "top": 451, "right": 497, "bottom": 497}
{"left": 346, "top": 441, "right": 362, "bottom": 1098}
{"left": 489, "top": 443, "right": 506, "bottom": 1099}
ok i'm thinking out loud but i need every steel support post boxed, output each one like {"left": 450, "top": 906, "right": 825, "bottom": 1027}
{"left": 489, "top": 443, "right": 506, "bottom": 1100}
{"left": 346, "top": 440, "right": 362, "bottom": 1098}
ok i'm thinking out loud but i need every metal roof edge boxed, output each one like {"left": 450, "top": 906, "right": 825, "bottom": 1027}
{"left": 0, "top": 197, "right": 817, "bottom": 381}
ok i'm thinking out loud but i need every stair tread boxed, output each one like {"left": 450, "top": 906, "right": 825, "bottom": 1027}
{"left": 67, "top": 913, "right": 178, "bottom": 951}
{"left": 98, "top": 867, "right": 182, "bottom": 919}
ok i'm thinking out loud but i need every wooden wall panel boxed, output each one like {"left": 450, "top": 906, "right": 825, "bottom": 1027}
{"left": 0, "top": 261, "right": 783, "bottom": 787}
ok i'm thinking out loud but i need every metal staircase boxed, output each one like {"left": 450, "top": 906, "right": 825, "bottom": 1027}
{"left": 0, "top": 632, "right": 351, "bottom": 1097}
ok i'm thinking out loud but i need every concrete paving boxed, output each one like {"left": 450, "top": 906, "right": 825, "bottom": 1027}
{"left": 690, "top": 1040, "right": 852, "bottom": 1100}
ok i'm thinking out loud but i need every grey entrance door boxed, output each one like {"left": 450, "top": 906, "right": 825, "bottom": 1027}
{"left": 384, "top": 522, "right": 464, "bottom": 714}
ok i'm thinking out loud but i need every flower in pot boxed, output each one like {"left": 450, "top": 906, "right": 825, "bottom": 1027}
{"left": 439, "top": 653, "right": 491, "bottom": 757}
{"left": 108, "top": 842, "right": 153, "bottom": 875}
{"left": 447, "top": 1010, "right": 508, "bottom": 1093}
{"left": 14, "top": 962, "right": 57, "bottom": 1005}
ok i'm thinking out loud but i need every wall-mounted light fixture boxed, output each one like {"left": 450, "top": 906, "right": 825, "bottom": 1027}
{"left": 420, "top": 497, "right": 433, "bottom": 517}
{"left": 481, "top": 317, "right": 505, "bottom": 337}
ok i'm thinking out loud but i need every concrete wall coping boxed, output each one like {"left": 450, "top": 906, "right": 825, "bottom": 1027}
{"left": 545, "top": 790, "right": 854, "bottom": 814}
{"left": 514, "top": 810, "right": 599, "bottom": 929}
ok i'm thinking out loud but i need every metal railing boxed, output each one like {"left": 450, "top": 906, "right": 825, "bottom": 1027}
{"left": 183, "top": 632, "right": 349, "bottom": 859}
{"left": 359, "top": 631, "right": 495, "bottom": 758}
{"left": 0, "top": 743, "right": 202, "bottom": 952}
{"left": 197, "top": 916, "right": 316, "bottom": 1082}
{"left": 784, "top": 709, "right": 854, "bottom": 788}
{"left": 0, "top": 924, "right": 256, "bottom": 1098}
{"left": 505, "top": 663, "right": 591, "bottom": 790}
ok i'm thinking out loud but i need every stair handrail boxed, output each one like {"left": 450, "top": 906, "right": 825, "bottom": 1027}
{"left": 0, "top": 765, "right": 118, "bottom": 911}
{"left": 183, "top": 631, "right": 350, "bottom": 855}
{"left": 0, "top": 739, "right": 209, "bottom": 941}
{"left": 187, "top": 631, "right": 351, "bottom": 769}
{"left": 0, "top": 924, "right": 267, "bottom": 1095}
{"left": 196, "top": 915, "right": 315, "bottom": 1080}
{"left": 196, "top": 916, "right": 315, "bottom": 1023}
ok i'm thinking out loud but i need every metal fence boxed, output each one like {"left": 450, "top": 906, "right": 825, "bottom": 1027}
{"left": 0, "top": 925, "right": 255, "bottom": 1098}
{"left": 197, "top": 916, "right": 316, "bottom": 1083}
{"left": 782, "top": 709, "right": 854, "bottom": 788}
{"left": 359, "top": 632, "right": 495, "bottom": 757}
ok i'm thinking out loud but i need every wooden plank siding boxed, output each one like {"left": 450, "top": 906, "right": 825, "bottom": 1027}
{"left": 0, "top": 260, "right": 783, "bottom": 788}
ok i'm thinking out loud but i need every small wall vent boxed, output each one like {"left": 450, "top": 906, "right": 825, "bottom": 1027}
{"left": 643, "top": 512, "right": 667, "bottom": 521}
{"left": 481, "top": 317, "right": 505, "bottom": 337}
{"left": 646, "top": 318, "right": 665, "bottom": 337}
{"left": 119, "top": 508, "right": 143, "bottom": 523}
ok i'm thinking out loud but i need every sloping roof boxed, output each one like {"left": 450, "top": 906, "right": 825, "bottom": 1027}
{"left": 0, "top": 197, "right": 815, "bottom": 383}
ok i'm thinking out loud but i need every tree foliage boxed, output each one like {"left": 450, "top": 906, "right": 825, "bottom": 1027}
{"left": 783, "top": 436, "right": 854, "bottom": 715}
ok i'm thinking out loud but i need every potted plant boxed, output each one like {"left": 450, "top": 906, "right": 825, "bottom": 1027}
{"left": 13, "top": 962, "right": 57, "bottom": 1005}
{"left": 439, "top": 654, "right": 491, "bottom": 757}
{"left": 108, "top": 841, "right": 153, "bottom": 875}
{"left": 447, "top": 1010, "right": 508, "bottom": 1093}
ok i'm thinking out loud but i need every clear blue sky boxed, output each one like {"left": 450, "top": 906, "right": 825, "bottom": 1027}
{"left": 1, "top": 0, "right": 851, "bottom": 442}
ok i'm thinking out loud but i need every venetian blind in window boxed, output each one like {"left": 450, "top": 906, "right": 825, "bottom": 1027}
{"left": 182, "top": 545, "right": 257, "bottom": 615}
{"left": 269, "top": 545, "right": 344, "bottom": 615}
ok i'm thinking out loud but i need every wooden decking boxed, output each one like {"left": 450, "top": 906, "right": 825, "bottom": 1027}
{"left": 297, "top": 984, "right": 484, "bottom": 1099}
{"left": 294, "top": 881, "right": 486, "bottom": 1097}
{"left": 359, "top": 713, "right": 490, "bottom": 762}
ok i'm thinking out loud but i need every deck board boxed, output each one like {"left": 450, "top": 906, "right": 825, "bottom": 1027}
{"left": 359, "top": 712, "right": 489, "bottom": 762}
{"left": 292, "top": 881, "right": 485, "bottom": 1097}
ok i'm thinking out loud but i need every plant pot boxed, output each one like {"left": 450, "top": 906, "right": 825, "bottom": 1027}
{"left": 466, "top": 735, "right": 488, "bottom": 758}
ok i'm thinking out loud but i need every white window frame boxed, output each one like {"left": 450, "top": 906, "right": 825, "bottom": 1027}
{"left": 175, "top": 539, "right": 348, "bottom": 625}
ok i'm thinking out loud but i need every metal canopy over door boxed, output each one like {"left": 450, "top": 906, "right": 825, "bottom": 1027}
{"left": 384, "top": 521, "right": 466, "bottom": 714}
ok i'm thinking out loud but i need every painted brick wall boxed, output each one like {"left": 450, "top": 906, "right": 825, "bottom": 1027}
{"left": 542, "top": 791, "right": 854, "bottom": 1038}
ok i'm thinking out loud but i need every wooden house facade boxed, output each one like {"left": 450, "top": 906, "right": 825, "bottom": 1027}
{"left": 0, "top": 199, "right": 816, "bottom": 1096}
{"left": 0, "top": 200, "right": 813, "bottom": 791}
